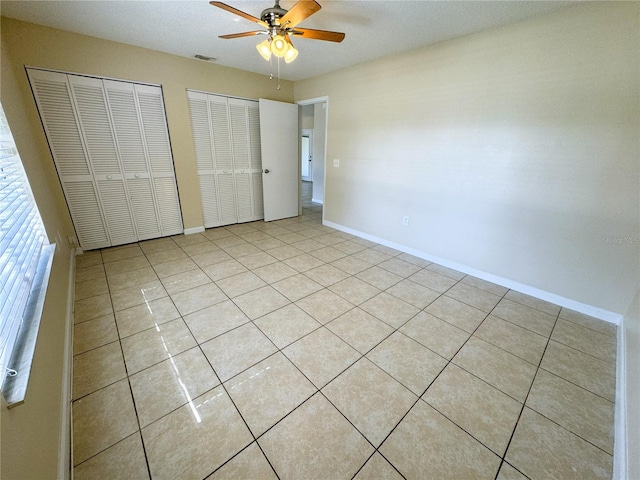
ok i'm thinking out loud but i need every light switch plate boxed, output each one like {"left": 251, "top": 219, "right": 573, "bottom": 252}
{"left": 333, "top": 159, "right": 340, "bottom": 167}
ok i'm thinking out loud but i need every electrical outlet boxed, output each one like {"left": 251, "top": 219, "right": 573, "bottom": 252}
{"left": 402, "top": 216, "right": 409, "bottom": 226}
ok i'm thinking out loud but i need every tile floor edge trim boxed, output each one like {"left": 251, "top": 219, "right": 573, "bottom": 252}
{"left": 183, "top": 226, "right": 206, "bottom": 235}
{"left": 323, "top": 220, "right": 622, "bottom": 325}
{"left": 59, "top": 247, "right": 77, "bottom": 480}
{"left": 614, "top": 319, "right": 627, "bottom": 479}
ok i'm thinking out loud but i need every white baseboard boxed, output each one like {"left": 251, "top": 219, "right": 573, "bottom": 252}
{"left": 58, "top": 249, "right": 76, "bottom": 480}
{"left": 183, "top": 226, "right": 205, "bottom": 235}
{"left": 311, "top": 198, "right": 324, "bottom": 205}
{"left": 323, "top": 220, "right": 622, "bottom": 324}
{"left": 614, "top": 319, "right": 627, "bottom": 480}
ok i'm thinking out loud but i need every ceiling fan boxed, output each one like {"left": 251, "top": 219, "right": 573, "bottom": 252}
{"left": 211, "top": 0, "right": 345, "bottom": 63}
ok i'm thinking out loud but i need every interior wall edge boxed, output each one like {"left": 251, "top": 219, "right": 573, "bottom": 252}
{"left": 58, "top": 250, "right": 76, "bottom": 480}
{"left": 614, "top": 316, "right": 627, "bottom": 480}
{"left": 622, "top": 288, "right": 640, "bottom": 479}
{"left": 324, "top": 219, "right": 625, "bottom": 323}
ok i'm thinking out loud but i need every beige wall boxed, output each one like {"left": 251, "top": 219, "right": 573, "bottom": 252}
{"left": 301, "top": 104, "right": 314, "bottom": 129}
{"left": 294, "top": 2, "right": 639, "bottom": 316}
{"left": 1, "top": 17, "right": 294, "bottom": 232}
{"left": 1, "top": 35, "right": 75, "bottom": 480}
{"left": 0, "top": 16, "right": 293, "bottom": 478}
{"left": 2, "top": 4, "right": 639, "bottom": 477}
{"left": 312, "top": 102, "right": 327, "bottom": 204}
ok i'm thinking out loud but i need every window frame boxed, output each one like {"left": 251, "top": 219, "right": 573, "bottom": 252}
{"left": 0, "top": 103, "right": 55, "bottom": 407}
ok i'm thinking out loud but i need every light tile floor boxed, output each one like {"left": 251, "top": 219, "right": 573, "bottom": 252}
{"left": 72, "top": 188, "right": 617, "bottom": 480}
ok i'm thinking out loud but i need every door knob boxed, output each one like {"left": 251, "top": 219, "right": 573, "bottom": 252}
{"left": 264, "top": 169, "right": 270, "bottom": 174}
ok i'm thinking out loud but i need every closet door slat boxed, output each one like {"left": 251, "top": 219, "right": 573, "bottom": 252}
{"left": 188, "top": 91, "right": 222, "bottom": 228}
{"left": 136, "top": 84, "right": 183, "bottom": 236}
{"left": 104, "top": 80, "right": 162, "bottom": 240}
{"left": 217, "top": 173, "right": 237, "bottom": 226}
{"left": 68, "top": 75, "right": 137, "bottom": 246}
{"left": 68, "top": 76, "right": 121, "bottom": 176}
{"left": 27, "top": 69, "right": 110, "bottom": 249}
{"left": 198, "top": 174, "right": 221, "bottom": 227}
{"left": 209, "top": 95, "right": 234, "bottom": 173}
{"left": 248, "top": 100, "right": 264, "bottom": 220}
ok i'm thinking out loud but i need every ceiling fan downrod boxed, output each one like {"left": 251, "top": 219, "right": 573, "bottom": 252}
{"left": 261, "top": 0, "right": 288, "bottom": 29}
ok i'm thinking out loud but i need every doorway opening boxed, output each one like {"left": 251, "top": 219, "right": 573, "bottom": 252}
{"left": 297, "top": 97, "right": 328, "bottom": 220}
{"left": 301, "top": 129, "right": 313, "bottom": 182}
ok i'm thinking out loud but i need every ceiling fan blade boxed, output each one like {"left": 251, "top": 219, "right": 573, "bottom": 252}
{"left": 210, "top": 1, "right": 268, "bottom": 28}
{"left": 219, "top": 31, "right": 265, "bottom": 39}
{"left": 291, "top": 27, "right": 345, "bottom": 43}
{"left": 280, "top": 0, "right": 321, "bottom": 29}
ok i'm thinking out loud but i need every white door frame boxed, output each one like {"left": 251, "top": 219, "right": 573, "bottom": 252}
{"left": 301, "top": 129, "right": 313, "bottom": 182}
{"left": 296, "top": 96, "right": 328, "bottom": 222}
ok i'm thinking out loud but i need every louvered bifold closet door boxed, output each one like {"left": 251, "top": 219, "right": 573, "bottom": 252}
{"left": 135, "top": 84, "right": 183, "bottom": 236}
{"left": 187, "top": 91, "right": 264, "bottom": 228}
{"left": 27, "top": 69, "right": 110, "bottom": 250}
{"left": 228, "top": 98, "right": 254, "bottom": 223}
{"left": 29, "top": 69, "right": 184, "bottom": 250}
{"left": 209, "top": 95, "right": 237, "bottom": 226}
{"left": 187, "top": 91, "right": 221, "bottom": 228}
{"left": 104, "top": 80, "right": 161, "bottom": 240}
{"left": 68, "top": 75, "right": 138, "bottom": 246}
{"left": 248, "top": 101, "right": 264, "bottom": 220}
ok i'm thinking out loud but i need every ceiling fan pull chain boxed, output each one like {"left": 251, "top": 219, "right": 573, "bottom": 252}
{"left": 277, "top": 56, "right": 281, "bottom": 90}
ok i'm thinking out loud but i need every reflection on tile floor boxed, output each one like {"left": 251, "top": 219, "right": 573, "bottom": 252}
{"left": 72, "top": 187, "right": 617, "bottom": 480}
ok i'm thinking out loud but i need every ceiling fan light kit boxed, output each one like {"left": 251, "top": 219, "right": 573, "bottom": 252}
{"left": 256, "top": 38, "right": 272, "bottom": 61}
{"left": 212, "top": 0, "right": 345, "bottom": 65}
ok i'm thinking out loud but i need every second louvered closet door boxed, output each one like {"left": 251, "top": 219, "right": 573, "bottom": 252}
{"left": 187, "top": 91, "right": 263, "bottom": 228}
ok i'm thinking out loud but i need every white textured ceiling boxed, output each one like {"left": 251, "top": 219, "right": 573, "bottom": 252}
{"left": 1, "top": 0, "right": 575, "bottom": 81}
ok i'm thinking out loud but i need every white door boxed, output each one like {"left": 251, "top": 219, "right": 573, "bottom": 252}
{"left": 301, "top": 130, "right": 313, "bottom": 182}
{"left": 259, "top": 99, "right": 299, "bottom": 222}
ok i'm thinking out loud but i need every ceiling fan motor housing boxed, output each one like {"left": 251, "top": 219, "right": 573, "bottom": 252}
{"left": 261, "top": 1, "right": 288, "bottom": 28}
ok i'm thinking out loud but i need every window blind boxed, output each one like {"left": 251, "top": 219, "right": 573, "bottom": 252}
{"left": 0, "top": 103, "right": 49, "bottom": 394}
